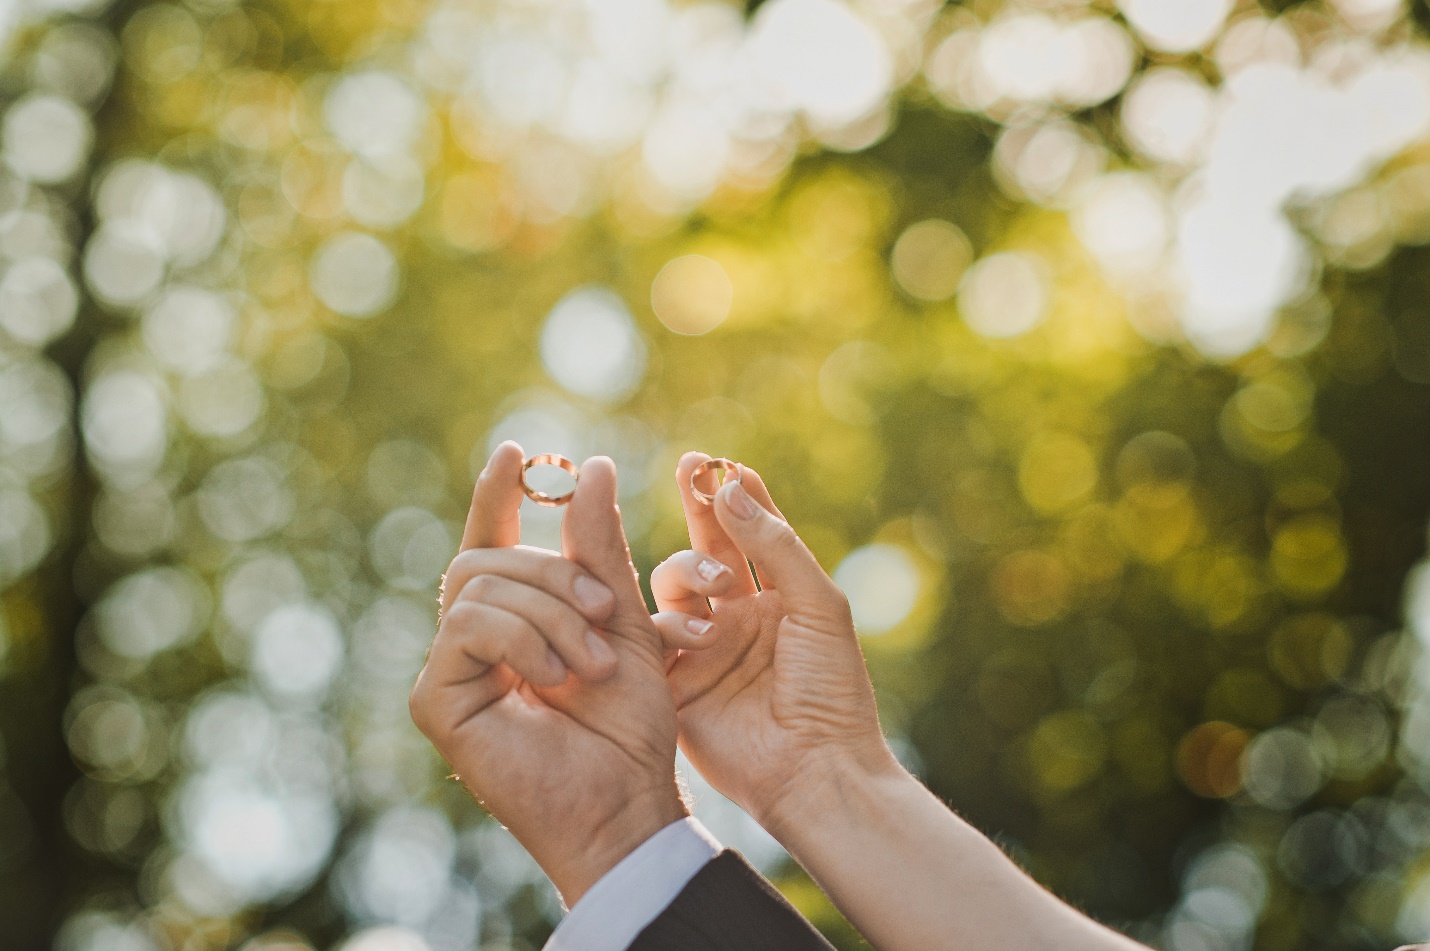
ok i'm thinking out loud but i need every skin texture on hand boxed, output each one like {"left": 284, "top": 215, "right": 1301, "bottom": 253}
{"left": 650, "top": 452, "right": 898, "bottom": 826}
{"left": 409, "top": 441, "right": 687, "bottom": 906}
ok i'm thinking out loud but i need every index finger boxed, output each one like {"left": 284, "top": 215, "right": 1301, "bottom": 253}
{"left": 674, "top": 451, "right": 785, "bottom": 596}
{"left": 461, "top": 440, "right": 526, "bottom": 551}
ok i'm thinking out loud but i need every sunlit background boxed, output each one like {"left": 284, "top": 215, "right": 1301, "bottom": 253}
{"left": 3, "top": 0, "right": 1430, "bottom": 948}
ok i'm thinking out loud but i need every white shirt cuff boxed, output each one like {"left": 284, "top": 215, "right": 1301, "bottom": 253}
{"left": 543, "top": 816, "right": 722, "bottom": 951}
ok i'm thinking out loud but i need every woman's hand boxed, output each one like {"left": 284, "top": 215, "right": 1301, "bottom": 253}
{"left": 419, "top": 446, "right": 1150, "bottom": 951}
{"left": 652, "top": 454, "right": 1151, "bottom": 951}
{"left": 410, "top": 442, "right": 690, "bottom": 906}
{"left": 650, "top": 453, "right": 901, "bottom": 831}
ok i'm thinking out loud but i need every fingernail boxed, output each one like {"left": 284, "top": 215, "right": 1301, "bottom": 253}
{"left": 585, "top": 630, "right": 616, "bottom": 665}
{"left": 696, "top": 558, "right": 731, "bottom": 584}
{"left": 725, "top": 482, "right": 758, "bottom": 520}
{"left": 573, "top": 575, "right": 613, "bottom": 611}
{"left": 685, "top": 618, "right": 714, "bottom": 638}
{"left": 546, "top": 648, "right": 568, "bottom": 679}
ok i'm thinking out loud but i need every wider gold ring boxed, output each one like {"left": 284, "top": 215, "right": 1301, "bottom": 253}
{"left": 521, "top": 454, "right": 579, "bottom": 507}
{"left": 690, "top": 458, "right": 742, "bottom": 506}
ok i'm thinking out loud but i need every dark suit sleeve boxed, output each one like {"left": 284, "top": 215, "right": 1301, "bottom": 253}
{"left": 627, "top": 849, "right": 837, "bottom": 951}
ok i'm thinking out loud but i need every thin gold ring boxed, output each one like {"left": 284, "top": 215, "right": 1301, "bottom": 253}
{"left": 690, "top": 458, "right": 742, "bottom": 505}
{"left": 521, "top": 454, "right": 579, "bottom": 507}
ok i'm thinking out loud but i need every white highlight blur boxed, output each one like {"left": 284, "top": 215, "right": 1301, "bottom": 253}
{"left": 310, "top": 232, "right": 400, "bottom": 318}
{"left": 1117, "top": 0, "right": 1232, "bottom": 54}
{"left": 336, "top": 928, "right": 431, "bottom": 951}
{"left": 833, "top": 543, "right": 919, "bottom": 634}
{"left": 958, "top": 252, "right": 1049, "bottom": 339}
{"left": 421, "top": 0, "right": 905, "bottom": 209}
{"left": 325, "top": 72, "right": 427, "bottom": 159}
{"left": 178, "top": 768, "right": 339, "bottom": 908}
{"left": 81, "top": 371, "right": 168, "bottom": 488}
{"left": 251, "top": 603, "right": 345, "bottom": 701}
{"left": 2, "top": 94, "right": 92, "bottom": 183}
{"left": 0, "top": 256, "right": 79, "bottom": 346}
{"left": 1120, "top": 68, "right": 1216, "bottom": 166}
{"left": 539, "top": 286, "right": 647, "bottom": 402}
{"left": 1071, "top": 25, "right": 1430, "bottom": 356}
{"left": 1072, "top": 173, "right": 1169, "bottom": 281}
{"left": 748, "top": 0, "right": 892, "bottom": 127}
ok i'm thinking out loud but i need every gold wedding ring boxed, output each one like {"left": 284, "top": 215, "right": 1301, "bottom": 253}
{"left": 690, "top": 458, "right": 742, "bottom": 505}
{"left": 521, "top": 454, "right": 579, "bottom": 507}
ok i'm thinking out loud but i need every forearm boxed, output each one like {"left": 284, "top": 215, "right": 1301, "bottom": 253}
{"left": 760, "top": 759, "right": 1150, "bottom": 951}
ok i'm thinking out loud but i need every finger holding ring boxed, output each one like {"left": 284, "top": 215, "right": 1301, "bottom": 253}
{"left": 690, "top": 458, "right": 742, "bottom": 506}
{"left": 521, "top": 454, "right": 579, "bottom": 507}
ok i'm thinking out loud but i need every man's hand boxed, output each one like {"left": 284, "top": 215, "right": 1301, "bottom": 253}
{"left": 410, "top": 441, "right": 688, "bottom": 906}
{"left": 649, "top": 453, "right": 901, "bottom": 833}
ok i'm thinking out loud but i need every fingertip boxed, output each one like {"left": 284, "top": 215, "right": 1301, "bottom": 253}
{"left": 676, "top": 451, "right": 712, "bottom": 481}
{"left": 716, "top": 479, "right": 761, "bottom": 522}
{"left": 573, "top": 455, "right": 618, "bottom": 503}
{"left": 735, "top": 464, "right": 768, "bottom": 492}
{"left": 653, "top": 611, "right": 718, "bottom": 650}
{"left": 493, "top": 441, "right": 525, "bottom": 464}
{"left": 694, "top": 554, "right": 736, "bottom": 592}
{"left": 683, "top": 616, "right": 716, "bottom": 644}
{"left": 478, "top": 442, "right": 525, "bottom": 483}
{"left": 573, "top": 574, "right": 616, "bottom": 619}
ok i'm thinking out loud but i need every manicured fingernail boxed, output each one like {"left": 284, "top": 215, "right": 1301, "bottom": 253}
{"left": 696, "top": 558, "right": 731, "bottom": 584}
{"left": 586, "top": 629, "right": 616, "bottom": 665}
{"left": 546, "top": 648, "right": 568, "bottom": 679}
{"left": 725, "top": 482, "right": 758, "bottom": 520}
{"left": 573, "top": 575, "right": 613, "bottom": 611}
{"left": 685, "top": 618, "right": 714, "bottom": 638}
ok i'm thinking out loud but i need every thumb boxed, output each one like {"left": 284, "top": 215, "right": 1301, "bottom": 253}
{"left": 713, "top": 480, "right": 849, "bottom": 629}
{"left": 561, "top": 456, "right": 655, "bottom": 641}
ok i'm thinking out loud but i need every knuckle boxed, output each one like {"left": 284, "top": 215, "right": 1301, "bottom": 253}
{"left": 462, "top": 621, "right": 513, "bottom": 667}
{"left": 764, "top": 518, "right": 800, "bottom": 551}
{"left": 825, "top": 586, "right": 855, "bottom": 625}
{"left": 495, "top": 616, "right": 535, "bottom": 653}
{"left": 441, "top": 600, "right": 482, "bottom": 631}
{"left": 448, "top": 548, "right": 482, "bottom": 578}
{"left": 509, "top": 626, "right": 546, "bottom": 668}
{"left": 463, "top": 572, "right": 501, "bottom": 602}
{"left": 551, "top": 557, "right": 584, "bottom": 589}
{"left": 650, "top": 556, "right": 679, "bottom": 584}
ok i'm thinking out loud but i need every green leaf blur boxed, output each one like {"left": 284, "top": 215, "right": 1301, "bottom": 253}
{"left": 2, "top": 1, "right": 1430, "bottom": 951}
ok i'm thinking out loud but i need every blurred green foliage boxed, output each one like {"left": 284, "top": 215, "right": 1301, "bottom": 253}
{"left": 2, "top": 1, "right": 1430, "bottom": 951}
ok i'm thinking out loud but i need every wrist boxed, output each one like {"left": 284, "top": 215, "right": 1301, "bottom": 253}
{"left": 544, "top": 783, "right": 689, "bottom": 907}
{"left": 754, "top": 739, "right": 907, "bottom": 847}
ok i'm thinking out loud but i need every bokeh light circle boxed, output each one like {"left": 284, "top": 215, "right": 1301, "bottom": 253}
{"left": 957, "top": 252, "right": 1049, "bottom": 339}
{"left": 0, "top": 256, "right": 78, "bottom": 346}
{"left": 748, "top": 0, "right": 893, "bottom": 127}
{"left": 1117, "top": 0, "right": 1233, "bottom": 54}
{"left": 2, "top": 93, "right": 92, "bottom": 183}
{"left": 890, "top": 219, "right": 973, "bottom": 302}
{"left": 833, "top": 544, "right": 919, "bottom": 635}
{"left": 310, "top": 232, "right": 400, "bottom": 318}
{"left": 539, "top": 286, "right": 647, "bottom": 401}
{"left": 650, "top": 254, "right": 733, "bottom": 335}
